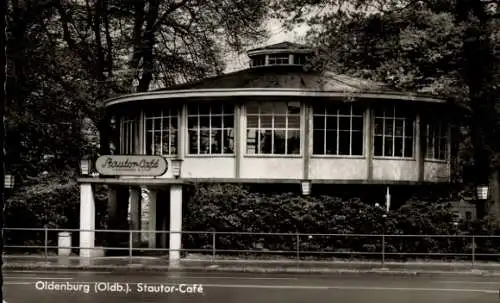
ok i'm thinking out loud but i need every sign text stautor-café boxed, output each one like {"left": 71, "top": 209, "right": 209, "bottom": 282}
{"left": 95, "top": 155, "right": 168, "bottom": 176}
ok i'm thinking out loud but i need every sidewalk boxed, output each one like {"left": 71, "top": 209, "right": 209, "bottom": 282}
{"left": 5, "top": 255, "right": 500, "bottom": 276}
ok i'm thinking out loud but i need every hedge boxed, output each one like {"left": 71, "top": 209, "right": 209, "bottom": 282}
{"left": 183, "top": 184, "right": 500, "bottom": 261}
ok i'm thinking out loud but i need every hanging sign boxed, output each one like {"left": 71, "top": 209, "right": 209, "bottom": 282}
{"left": 95, "top": 155, "right": 168, "bottom": 176}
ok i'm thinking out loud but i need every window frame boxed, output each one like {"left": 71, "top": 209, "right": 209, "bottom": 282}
{"left": 186, "top": 102, "right": 235, "bottom": 156}
{"left": 424, "top": 119, "right": 449, "bottom": 162}
{"left": 143, "top": 106, "right": 179, "bottom": 157}
{"left": 267, "top": 54, "right": 290, "bottom": 65}
{"left": 245, "top": 101, "right": 302, "bottom": 157}
{"left": 373, "top": 104, "right": 415, "bottom": 159}
{"left": 120, "top": 115, "right": 136, "bottom": 155}
{"left": 311, "top": 103, "right": 365, "bottom": 158}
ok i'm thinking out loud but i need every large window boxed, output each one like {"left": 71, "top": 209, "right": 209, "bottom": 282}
{"left": 312, "top": 103, "right": 364, "bottom": 156}
{"left": 144, "top": 107, "right": 178, "bottom": 156}
{"left": 252, "top": 55, "right": 265, "bottom": 67}
{"left": 268, "top": 54, "right": 290, "bottom": 65}
{"left": 373, "top": 104, "right": 414, "bottom": 158}
{"left": 120, "top": 115, "right": 136, "bottom": 154}
{"left": 246, "top": 101, "right": 301, "bottom": 155}
{"left": 425, "top": 120, "right": 448, "bottom": 161}
{"left": 187, "top": 102, "right": 234, "bottom": 154}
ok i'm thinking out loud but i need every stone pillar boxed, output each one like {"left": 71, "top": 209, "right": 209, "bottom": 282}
{"left": 129, "top": 186, "right": 141, "bottom": 245}
{"left": 169, "top": 184, "right": 183, "bottom": 261}
{"left": 148, "top": 189, "right": 157, "bottom": 248}
{"left": 79, "top": 183, "right": 95, "bottom": 258}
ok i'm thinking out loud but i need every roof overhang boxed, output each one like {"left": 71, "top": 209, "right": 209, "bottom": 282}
{"left": 105, "top": 88, "right": 445, "bottom": 108}
{"left": 247, "top": 48, "right": 314, "bottom": 57}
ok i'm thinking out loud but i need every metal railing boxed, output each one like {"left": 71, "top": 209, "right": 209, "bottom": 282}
{"left": 4, "top": 227, "right": 500, "bottom": 267}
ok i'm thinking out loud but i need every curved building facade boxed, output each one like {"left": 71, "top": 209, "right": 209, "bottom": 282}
{"left": 77, "top": 41, "right": 454, "bottom": 258}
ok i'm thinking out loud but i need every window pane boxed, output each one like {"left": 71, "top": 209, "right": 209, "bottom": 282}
{"left": 405, "top": 119, "right": 414, "bottom": 137}
{"left": 384, "top": 137, "right": 393, "bottom": 156}
{"left": 260, "top": 130, "right": 272, "bottom": 154}
{"left": 274, "top": 102, "right": 288, "bottom": 115}
{"left": 274, "top": 115, "right": 286, "bottom": 128}
{"left": 198, "top": 103, "right": 210, "bottom": 115}
{"left": 223, "top": 104, "right": 234, "bottom": 114}
{"left": 326, "top": 104, "right": 339, "bottom": 115}
{"left": 224, "top": 129, "right": 234, "bottom": 153}
{"left": 188, "top": 130, "right": 198, "bottom": 154}
{"left": 326, "top": 116, "right": 338, "bottom": 130}
{"left": 287, "top": 102, "right": 301, "bottom": 114}
{"left": 338, "top": 131, "right": 350, "bottom": 155}
{"left": 313, "top": 129, "right": 325, "bottom": 154}
{"left": 246, "top": 102, "right": 260, "bottom": 114}
{"left": 260, "top": 115, "right": 273, "bottom": 128}
{"left": 385, "top": 105, "right": 395, "bottom": 118}
{"left": 325, "top": 130, "right": 338, "bottom": 154}
{"left": 374, "top": 136, "right": 383, "bottom": 156}
{"left": 146, "top": 118, "right": 152, "bottom": 131}
{"left": 199, "top": 116, "right": 210, "bottom": 128}
{"left": 187, "top": 103, "right": 198, "bottom": 115}
{"left": 273, "top": 130, "right": 286, "bottom": 154}
{"left": 312, "top": 105, "right": 326, "bottom": 114}
{"left": 287, "top": 130, "right": 301, "bottom": 154}
{"left": 394, "top": 137, "right": 403, "bottom": 157}
{"left": 260, "top": 103, "right": 274, "bottom": 114}
{"left": 338, "top": 104, "right": 351, "bottom": 115}
{"left": 288, "top": 115, "right": 300, "bottom": 128}
{"left": 169, "top": 117, "right": 178, "bottom": 130}
{"left": 352, "top": 117, "right": 363, "bottom": 131}
{"left": 170, "top": 131, "right": 177, "bottom": 154}
{"left": 384, "top": 119, "right": 394, "bottom": 136}
{"left": 188, "top": 117, "right": 198, "bottom": 129}
{"left": 211, "top": 116, "right": 222, "bottom": 129}
{"left": 339, "top": 117, "right": 351, "bottom": 131}
{"left": 374, "top": 107, "right": 384, "bottom": 118}
{"left": 439, "top": 138, "right": 447, "bottom": 160}
{"left": 162, "top": 131, "right": 171, "bottom": 155}
{"left": 146, "top": 131, "right": 153, "bottom": 154}
{"left": 211, "top": 130, "right": 222, "bottom": 154}
{"left": 404, "top": 137, "right": 413, "bottom": 157}
{"left": 223, "top": 115, "right": 234, "bottom": 128}
{"left": 246, "top": 129, "right": 258, "bottom": 154}
{"left": 352, "top": 106, "right": 364, "bottom": 116}
{"left": 425, "top": 148, "right": 433, "bottom": 159}
{"left": 199, "top": 130, "right": 210, "bottom": 154}
{"left": 352, "top": 131, "right": 363, "bottom": 155}
{"left": 313, "top": 115, "right": 325, "bottom": 130}
{"left": 395, "top": 120, "right": 404, "bottom": 137}
{"left": 247, "top": 115, "right": 259, "bottom": 128}
{"left": 211, "top": 103, "right": 223, "bottom": 115}
{"left": 154, "top": 132, "right": 162, "bottom": 155}
{"left": 374, "top": 118, "right": 384, "bottom": 135}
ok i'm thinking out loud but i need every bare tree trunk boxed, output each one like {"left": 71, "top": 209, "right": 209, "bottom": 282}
{"left": 137, "top": 0, "right": 159, "bottom": 92}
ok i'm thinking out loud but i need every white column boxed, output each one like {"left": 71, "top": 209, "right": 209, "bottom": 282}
{"left": 79, "top": 183, "right": 95, "bottom": 258}
{"left": 148, "top": 189, "right": 157, "bottom": 248}
{"left": 169, "top": 184, "right": 183, "bottom": 261}
{"left": 129, "top": 187, "right": 141, "bottom": 245}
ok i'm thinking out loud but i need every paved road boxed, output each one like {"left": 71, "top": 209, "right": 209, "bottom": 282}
{"left": 3, "top": 270, "right": 500, "bottom": 302}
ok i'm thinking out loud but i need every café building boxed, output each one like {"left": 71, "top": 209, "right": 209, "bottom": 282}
{"left": 77, "top": 41, "right": 453, "bottom": 259}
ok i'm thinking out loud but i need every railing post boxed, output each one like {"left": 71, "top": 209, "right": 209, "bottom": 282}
{"left": 212, "top": 232, "right": 216, "bottom": 261}
{"left": 296, "top": 233, "right": 300, "bottom": 261}
{"left": 472, "top": 235, "right": 476, "bottom": 268}
{"left": 381, "top": 234, "right": 385, "bottom": 267}
{"left": 129, "top": 230, "right": 133, "bottom": 259}
{"left": 44, "top": 227, "right": 48, "bottom": 260}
